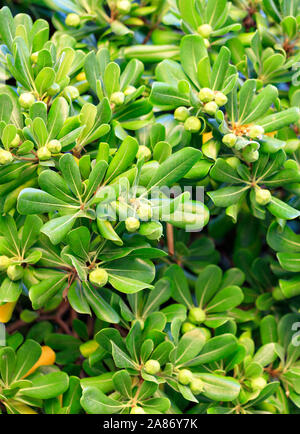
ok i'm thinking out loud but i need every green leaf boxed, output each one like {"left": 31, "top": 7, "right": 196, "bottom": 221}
{"left": 22, "top": 372, "right": 69, "bottom": 399}
{"left": 80, "top": 386, "right": 123, "bottom": 414}
{"left": 180, "top": 35, "right": 207, "bottom": 88}
{"left": 267, "top": 197, "right": 300, "bottom": 220}
{"left": 207, "top": 186, "right": 249, "bottom": 207}
{"left": 59, "top": 153, "right": 82, "bottom": 198}
{"left": 197, "top": 373, "right": 240, "bottom": 401}
{"left": 186, "top": 334, "right": 238, "bottom": 366}
{"left": 13, "top": 339, "right": 42, "bottom": 381}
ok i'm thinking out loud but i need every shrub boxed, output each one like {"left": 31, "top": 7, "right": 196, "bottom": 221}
{"left": 0, "top": 0, "right": 299, "bottom": 415}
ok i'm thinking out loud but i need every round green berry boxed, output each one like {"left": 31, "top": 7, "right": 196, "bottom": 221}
{"left": 178, "top": 369, "right": 193, "bottom": 385}
{"left": 65, "top": 13, "right": 81, "bottom": 27}
{"left": 198, "top": 88, "right": 214, "bottom": 103}
{"left": 139, "top": 221, "right": 163, "bottom": 241}
{"left": 203, "top": 101, "right": 218, "bottom": 116}
{"left": 250, "top": 377, "right": 267, "bottom": 391}
{"left": 214, "top": 91, "right": 228, "bottom": 107}
{"left": 47, "top": 83, "right": 60, "bottom": 96}
{"left": 47, "top": 140, "right": 62, "bottom": 154}
{"left": 197, "top": 24, "right": 213, "bottom": 38}
{"left": 63, "top": 86, "right": 79, "bottom": 100}
{"left": 190, "top": 378, "right": 204, "bottom": 394}
{"left": 10, "top": 134, "right": 21, "bottom": 149}
{"left": 285, "top": 139, "right": 300, "bottom": 153}
{"left": 19, "top": 92, "right": 35, "bottom": 109}
{"left": 110, "top": 92, "right": 125, "bottom": 106}
{"left": 137, "top": 204, "right": 152, "bottom": 221}
{"left": 188, "top": 307, "right": 206, "bottom": 324}
{"left": 89, "top": 268, "right": 108, "bottom": 288}
{"left": 0, "top": 256, "right": 11, "bottom": 271}
{"left": 31, "top": 52, "right": 39, "bottom": 63}
{"left": 131, "top": 406, "right": 145, "bottom": 414}
{"left": 125, "top": 217, "right": 140, "bottom": 233}
{"left": 242, "top": 148, "right": 259, "bottom": 163}
{"left": 248, "top": 125, "right": 264, "bottom": 139}
{"left": 37, "top": 146, "right": 51, "bottom": 161}
{"left": 255, "top": 187, "right": 272, "bottom": 206}
{"left": 222, "top": 133, "right": 237, "bottom": 148}
{"left": 184, "top": 116, "right": 201, "bottom": 133}
{"left": 181, "top": 322, "right": 196, "bottom": 333}
{"left": 144, "top": 359, "right": 160, "bottom": 375}
{"left": 7, "top": 264, "right": 24, "bottom": 281}
{"left": 136, "top": 145, "right": 151, "bottom": 161}
{"left": 174, "top": 106, "right": 189, "bottom": 122}
{"left": 0, "top": 149, "right": 13, "bottom": 165}
{"left": 117, "top": 0, "right": 132, "bottom": 14}
{"left": 124, "top": 85, "right": 136, "bottom": 96}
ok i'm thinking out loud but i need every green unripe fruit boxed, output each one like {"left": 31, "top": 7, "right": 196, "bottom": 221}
{"left": 110, "top": 92, "right": 125, "bottom": 106}
{"left": 0, "top": 149, "right": 13, "bottom": 165}
{"left": 125, "top": 217, "right": 140, "bottom": 233}
{"left": 137, "top": 145, "right": 151, "bottom": 161}
{"left": 184, "top": 116, "right": 201, "bottom": 133}
{"left": 248, "top": 125, "right": 264, "bottom": 139}
{"left": 89, "top": 268, "right": 108, "bottom": 288}
{"left": 203, "top": 39, "right": 210, "bottom": 48}
{"left": 202, "top": 139, "right": 220, "bottom": 160}
{"left": 19, "top": 92, "right": 35, "bottom": 109}
{"left": 198, "top": 327, "right": 211, "bottom": 342}
{"left": 188, "top": 307, "right": 206, "bottom": 324}
{"left": 198, "top": 87, "right": 214, "bottom": 103}
{"left": 222, "top": 133, "right": 237, "bottom": 148}
{"left": 31, "top": 52, "right": 39, "bottom": 63}
{"left": 139, "top": 221, "right": 163, "bottom": 240}
{"left": 47, "top": 140, "right": 62, "bottom": 154}
{"left": 47, "top": 83, "right": 60, "bottom": 96}
{"left": 190, "top": 378, "right": 204, "bottom": 394}
{"left": 197, "top": 24, "right": 213, "bottom": 38}
{"left": 242, "top": 148, "right": 259, "bottom": 163}
{"left": 65, "top": 13, "right": 81, "bottom": 27}
{"left": 137, "top": 204, "right": 152, "bottom": 220}
{"left": 285, "top": 139, "right": 300, "bottom": 153}
{"left": 124, "top": 85, "right": 136, "bottom": 96}
{"left": 7, "top": 264, "right": 24, "bottom": 281}
{"left": 203, "top": 101, "right": 218, "bottom": 116}
{"left": 255, "top": 187, "right": 271, "bottom": 206}
{"left": 178, "top": 369, "right": 193, "bottom": 385}
{"left": 214, "top": 91, "right": 228, "bottom": 107}
{"left": 238, "top": 388, "right": 250, "bottom": 405}
{"left": 251, "top": 376, "right": 267, "bottom": 391}
{"left": 117, "top": 0, "right": 132, "bottom": 14}
{"left": 37, "top": 146, "right": 51, "bottom": 161}
{"left": 131, "top": 406, "right": 145, "bottom": 414}
{"left": 174, "top": 106, "right": 189, "bottom": 122}
{"left": 0, "top": 256, "right": 11, "bottom": 271}
{"left": 144, "top": 359, "right": 160, "bottom": 375}
{"left": 10, "top": 134, "right": 21, "bottom": 148}
{"left": 64, "top": 86, "right": 79, "bottom": 100}
{"left": 181, "top": 322, "right": 196, "bottom": 333}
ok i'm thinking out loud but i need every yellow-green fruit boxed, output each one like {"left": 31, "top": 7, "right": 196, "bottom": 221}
{"left": 7, "top": 264, "right": 24, "bottom": 281}
{"left": 139, "top": 221, "right": 163, "bottom": 240}
{"left": 255, "top": 187, "right": 271, "bottom": 206}
{"left": 182, "top": 322, "right": 196, "bottom": 333}
{"left": 47, "top": 140, "right": 62, "bottom": 154}
{"left": 198, "top": 87, "right": 214, "bottom": 103}
{"left": 188, "top": 307, "right": 206, "bottom": 324}
{"left": 110, "top": 91, "right": 125, "bottom": 105}
{"left": 76, "top": 72, "right": 86, "bottom": 82}
{"left": 174, "top": 106, "right": 189, "bottom": 121}
{"left": 124, "top": 85, "right": 136, "bottom": 96}
{"left": 137, "top": 204, "right": 152, "bottom": 220}
{"left": 238, "top": 388, "right": 249, "bottom": 405}
{"left": 248, "top": 125, "right": 264, "bottom": 139}
{"left": 190, "top": 378, "right": 204, "bottom": 394}
{"left": 10, "top": 134, "right": 21, "bottom": 148}
{"left": 203, "top": 101, "right": 218, "bottom": 116}
{"left": 19, "top": 92, "right": 35, "bottom": 109}
{"left": 47, "top": 83, "right": 60, "bottom": 96}
{"left": 144, "top": 359, "right": 160, "bottom": 375}
{"left": 131, "top": 406, "right": 145, "bottom": 414}
{"left": 64, "top": 86, "right": 79, "bottom": 100}
{"left": 0, "top": 149, "right": 13, "bottom": 165}
{"left": 31, "top": 52, "right": 39, "bottom": 63}
{"left": 65, "top": 13, "right": 81, "bottom": 27}
{"left": 125, "top": 217, "right": 140, "bottom": 233}
{"left": 137, "top": 145, "right": 151, "bottom": 161}
{"left": 37, "top": 146, "right": 51, "bottom": 161}
{"left": 251, "top": 377, "right": 267, "bottom": 391}
{"left": 178, "top": 369, "right": 193, "bottom": 385}
{"left": 214, "top": 91, "right": 228, "bottom": 106}
{"left": 197, "top": 24, "right": 213, "bottom": 38}
{"left": 203, "top": 38, "right": 210, "bottom": 48}
{"left": 184, "top": 116, "right": 201, "bottom": 133}
{"left": 89, "top": 268, "right": 108, "bottom": 288}
{"left": 199, "top": 327, "right": 211, "bottom": 341}
{"left": 0, "top": 256, "right": 10, "bottom": 271}
{"left": 243, "top": 148, "right": 259, "bottom": 163}
{"left": 117, "top": 0, "right": 132, "bottom": 14}
{"left": 223, "top": 133, "right": 237, "bottom": 148}
{"left": 285, "top": 139, "right": 300, "bottom": 153}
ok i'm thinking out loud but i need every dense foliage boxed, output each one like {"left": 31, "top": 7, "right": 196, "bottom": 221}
{"left": 0, "top": 0, "right": 300, "bottom": 415}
